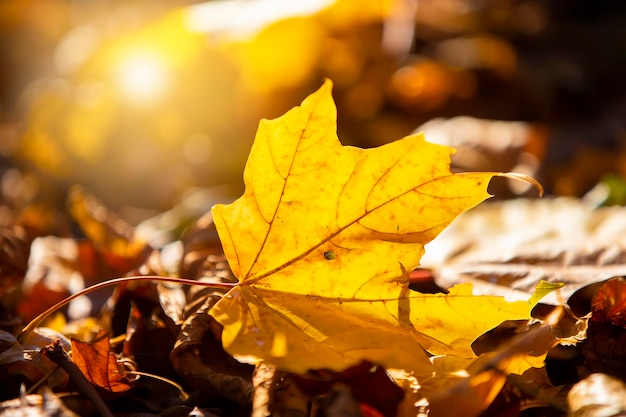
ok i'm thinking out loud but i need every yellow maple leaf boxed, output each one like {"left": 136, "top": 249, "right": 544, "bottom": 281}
{"left": 210, "top": 80, "right": 540, "bottom": 375}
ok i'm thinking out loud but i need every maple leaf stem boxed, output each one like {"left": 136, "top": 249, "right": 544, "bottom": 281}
{"left": 18, "top": 275, "right": 237, "bottom": 341}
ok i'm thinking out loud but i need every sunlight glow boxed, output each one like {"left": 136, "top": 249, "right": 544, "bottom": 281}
{"left": 117, "top": 53, "right": 168, "bottom": 102}
{"left": 185, "top": 0, "right": 333, "bottom": 38}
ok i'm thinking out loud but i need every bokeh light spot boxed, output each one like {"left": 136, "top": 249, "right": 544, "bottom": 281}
{"left": 116, "top": 53, "right": 168, "bottom": 102}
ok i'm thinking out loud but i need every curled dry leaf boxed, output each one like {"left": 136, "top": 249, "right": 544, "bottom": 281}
{"left": 12, "top": 328, "right": 71, "bottom": 389}
{"left": 70, "top": 329, "right": 134, "bottom": 393}
{"left": 0, "top": 329, "right": 60, "bottom": 398}
{"left": 590, "top": 277, "right": 626, "bottom": 327}
{"left": 170, "top": 294, "right": 254, "bottom": 408}
{"left": 210, "top": 80, "right": 540, "bottom": 376}
{"left": 112, "top": 292, "right": 180, "bottom": 379}
{"left": 0, "top": 330, "right": 26, "bottom": 366}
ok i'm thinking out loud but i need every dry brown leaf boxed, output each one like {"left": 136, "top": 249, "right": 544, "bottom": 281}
{"left": 70, "top": 330, "right": 133, "bottom": 393}
{"left": 422, "top": 198, "right": 626, "bottom": 303}
{"left": 170, "top": 294, "right": 253, "bottom": 408}
{"left": 11, "top": 328, "right": 71, "bottom": 389}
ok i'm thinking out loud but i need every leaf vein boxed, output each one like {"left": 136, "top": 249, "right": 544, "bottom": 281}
{"left": 245, "top": 173, "right": 465, "bottom": 284}
{"left": 243, "top": 109, "right": 319, "bottom": 279}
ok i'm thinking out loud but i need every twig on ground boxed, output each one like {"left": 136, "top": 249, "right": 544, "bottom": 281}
{"left": 40, "top": 338, "right": 115, "bottom": 417}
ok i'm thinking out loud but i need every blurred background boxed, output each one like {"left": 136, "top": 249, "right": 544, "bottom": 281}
{"left": 1, "top": 0, "right": 626, "bottom": 228}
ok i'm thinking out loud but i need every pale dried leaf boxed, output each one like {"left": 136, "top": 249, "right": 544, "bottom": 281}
{"left": 568, "top": 373, "right": 626, "bottom": 417}
{"left": 422, "top": 198, "right": 626, "bottom": 303}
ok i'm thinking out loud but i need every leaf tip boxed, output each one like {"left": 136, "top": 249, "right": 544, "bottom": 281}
{"left": 320, "top": 77, "right": 334, "bottom": 90}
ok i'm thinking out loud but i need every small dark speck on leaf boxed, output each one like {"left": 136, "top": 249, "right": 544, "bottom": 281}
{"left": 323, "top": 250, "right": 336, "bottom": 261}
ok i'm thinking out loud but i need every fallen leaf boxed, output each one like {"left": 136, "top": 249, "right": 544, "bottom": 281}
{"left": 568, "top": 373, "right": 626, "bottom": 417}
{"left": 529, "top": 281, "right": 566, "bottom": 307}
{"left": 18, "top": 187, "right": 159, "bottom": 323}
{"left": 416, "top": 115, "right": 546, "bottom": 198}
{"left": 12, "top": 328, "right": 71, "bottom": 389}
{"left": 120, "top": 300, "right": 179, "bottom": 378}
{"left": 17, "top": 236, "right": 82, "bottom": 322}
{"left": 210, "top": 80, "right": 536, "bottom": 375}
{"left": 582, "top": 278, "right": 626, "bottom": 380}
{"left": 416, "top": 321, "right": 557, "bottom": 416}
{"left": 70, "top": 330, "right": 134, "bottom": 393}
{"left": 170, "top": 294, "right": 253, "bottom": 408}
{"left": 421, "top": 198, "right": 626, "bottom": 303}
{"left": 0, "top": 330, "right": 27, "bottom": 366}
{"left": 69, "top": 186, "right": 151, "bottom": 265}
{"left": 590, "top": 277, "right": 626, "bottom": 327}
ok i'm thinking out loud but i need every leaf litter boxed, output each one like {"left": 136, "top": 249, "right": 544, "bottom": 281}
{"left": 0, "top": 81, "right": 624, "bottom": 417}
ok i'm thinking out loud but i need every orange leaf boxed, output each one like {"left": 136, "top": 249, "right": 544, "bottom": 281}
{"left": 71, "top": 330, "right": 133, "bottom": 393}
{"left": 591, "top": 277, "right": 626, "bottom": 327}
